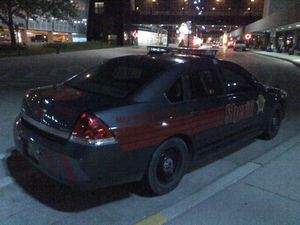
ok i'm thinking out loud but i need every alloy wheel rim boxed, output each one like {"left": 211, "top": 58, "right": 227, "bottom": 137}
{"left": 156, "top": 148, "right": 181, "bottom": 184}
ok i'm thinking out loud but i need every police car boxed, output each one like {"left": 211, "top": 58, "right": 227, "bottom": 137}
{"left": 14, "top": 46, "right": 287, "bottom": 195}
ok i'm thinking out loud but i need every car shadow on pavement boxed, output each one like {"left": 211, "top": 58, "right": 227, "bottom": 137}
{"left": 6, "top": 138, "right": 254, "bottom": 212}
{"left": 5, "top": 150, "right": 151, "bottom": 212}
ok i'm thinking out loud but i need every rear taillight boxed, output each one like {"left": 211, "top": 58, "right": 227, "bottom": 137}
{"left": 70, "top": 113, "right": 116, "bottom": 146}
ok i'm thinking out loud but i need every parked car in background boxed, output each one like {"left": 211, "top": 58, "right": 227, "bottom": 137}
{"left": 234, "top": 40, "right": 247, "bottom": 51}
{"left": 0, "top": 37, "right": 11, "bottom": 45}
{"left": 227, "top": 40, "right": 234, "bottom": 48}
{"left": 199, "top": 43, "right": 213, "bottom": 49}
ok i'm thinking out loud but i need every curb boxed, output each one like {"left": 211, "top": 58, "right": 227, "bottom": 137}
{"left": 0, "top": 46, "right": 142, "bottom": 61}
{"left": 250, "top": 50, "right": 300, "bottom": 67}
{"left": 135, "top": 162, "right": 261, "bottom": 225}
{"left": 134, "top": 133, "right": 300, "bottom": 225}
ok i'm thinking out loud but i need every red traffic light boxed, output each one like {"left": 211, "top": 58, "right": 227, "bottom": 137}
{"left": 245, "top": 33, "right": 252, "bottom": 40}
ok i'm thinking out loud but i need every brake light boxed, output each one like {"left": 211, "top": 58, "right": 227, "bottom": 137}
{"left": 71, "top": 113, "right": 115, "bottom": 145}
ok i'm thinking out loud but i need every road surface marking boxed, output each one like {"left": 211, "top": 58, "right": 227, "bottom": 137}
{"left": 134, "top": 162, "right": 260, "bottom": 225}
{"left": 0, "top": 176, "right": 14, "bottom": 189}
{"left": 135, "top": 214, "right": 167, "bottom": 225}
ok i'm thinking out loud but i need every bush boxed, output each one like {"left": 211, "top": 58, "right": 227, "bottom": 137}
{"left": 42, "top": 43, "right": 68, "bottom": 49}
{"left": 0, "top": 41, "right": 116, "bottom": 58}
{"left": 42, "top": 41, "right": 112, "bottom": 50}
{"left": 0, "top": 43, "right": 27, "bottom": 50}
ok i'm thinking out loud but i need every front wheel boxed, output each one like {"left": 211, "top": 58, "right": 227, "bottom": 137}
{"left": 261, "top": 104, "right": 282, "bottom": 140}
{"left": 146, "top": 138, "right": 188, "bottom": 195}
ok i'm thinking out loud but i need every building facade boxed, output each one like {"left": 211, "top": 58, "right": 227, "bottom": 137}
{"left": 0, "top": 0, "right": 89, "bottom": 45}
{"left": 87, "top": 0, "right": 264, "bottom": 46}
{"left": 231, "top": 0, "right": 300, "bottom": 51}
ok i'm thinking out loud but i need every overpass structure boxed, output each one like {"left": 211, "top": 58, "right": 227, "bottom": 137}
{"left": 127, "top": 13, "right": 261, "bottom": 26}
{"left": 87, "top": 0, "right": 263, "bottom": 45}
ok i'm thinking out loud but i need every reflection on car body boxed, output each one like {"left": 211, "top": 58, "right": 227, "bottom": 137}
{"left": 14, "top": 47, "right": 287, "bottom": 195}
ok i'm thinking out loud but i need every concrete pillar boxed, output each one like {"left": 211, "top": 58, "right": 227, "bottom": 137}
{"left": 262, "top": 32, "right": 269, "bottom": 49}
{"left": 20, "top": 30, "right": 27, "bottom": 46}
{"left": 293, "top": 30, "right": 299, "bottom": 49}
{"left": 275, "top": 32, "right": 280, "bottom": 49}
{"left": 283, "top": 32, "right": 287, "bottom": 51}
{"left": 47, "top": 31, "right": 53, "bottom": 43}
{"left": 270, "top": 30, "right": 276, "bottom": 50}
{"left": 130, "top": 0, "right": 135, "bottom": 12}
{"left": 67, "top": 33, "right": 73, "bottom": 43}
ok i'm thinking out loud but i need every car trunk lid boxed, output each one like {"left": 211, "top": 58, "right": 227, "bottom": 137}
{"left": 21, "top": 84, "right": 122, "bottom": 138}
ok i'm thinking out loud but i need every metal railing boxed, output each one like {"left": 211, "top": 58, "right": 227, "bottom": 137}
{"left": 134, "top": 9, "right": 263, "bottom": 17}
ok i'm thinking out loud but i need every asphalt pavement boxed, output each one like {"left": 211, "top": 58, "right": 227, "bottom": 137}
{"left": 137, "top": 133, "right": 300, "bottom": 225}
{"left": 0, "top": 47, "right": 300, "bottom": 225}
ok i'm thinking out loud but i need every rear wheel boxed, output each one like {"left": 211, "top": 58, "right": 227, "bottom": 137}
{"left": 146, "top": 138, "right": 188, "bottom": 195}
{"left": 261, "top": 104, "right": 282, "bottom": 140}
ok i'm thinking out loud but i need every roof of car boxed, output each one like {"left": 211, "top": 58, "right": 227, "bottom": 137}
{"left": 110, "top": 54, "right": 213, "bottom": 70}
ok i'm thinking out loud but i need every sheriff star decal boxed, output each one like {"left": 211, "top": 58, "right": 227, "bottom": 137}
{"left": 256, "top": 94, "right": 266, "bottom": 114}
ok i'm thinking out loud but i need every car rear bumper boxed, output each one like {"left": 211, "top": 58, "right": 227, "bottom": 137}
{"left": 14, "top": 115, "right": 153, "bottom": 190}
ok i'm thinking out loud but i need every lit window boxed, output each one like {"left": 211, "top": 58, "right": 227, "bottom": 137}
{"left": 95, "top": 2, "right": 104, "bottom": 14}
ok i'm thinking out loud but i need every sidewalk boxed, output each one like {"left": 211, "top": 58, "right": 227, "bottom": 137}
{"left": 251, "top": 50, "right": 300, "bottom": 67}
{"left": 136, "top": 134, "right": 300, "bottom": 225}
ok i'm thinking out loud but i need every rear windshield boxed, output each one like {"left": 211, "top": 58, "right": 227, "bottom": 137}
{"left": 66, "top": 59, "right": 164, "bottom": 98}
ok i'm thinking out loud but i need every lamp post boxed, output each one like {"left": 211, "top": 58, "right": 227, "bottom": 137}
{"left": 151, "top": 0, "right": 156, "bottom": 15}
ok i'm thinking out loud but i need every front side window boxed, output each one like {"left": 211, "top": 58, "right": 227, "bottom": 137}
{"left": 221, "top": 66, "right": 255, "bottom": 94}
{"left": 189, "top": 69, "right": 222, "bottom": 99}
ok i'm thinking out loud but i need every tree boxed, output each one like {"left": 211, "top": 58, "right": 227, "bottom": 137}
{"left": 0, "top": 0, "right": 78, "bottom": 47}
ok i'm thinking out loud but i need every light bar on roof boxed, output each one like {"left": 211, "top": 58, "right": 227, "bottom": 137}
{"left": 147, "top": 46, "right": 218, "bottom": 58}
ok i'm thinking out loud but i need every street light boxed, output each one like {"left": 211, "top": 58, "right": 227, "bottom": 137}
{"left": 151, "top": 0, "right": 156, "bottom": 14}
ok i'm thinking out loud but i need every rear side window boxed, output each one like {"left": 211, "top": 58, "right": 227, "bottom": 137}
{"left": 189, "top": 69, "right": 222, "bottom": 99}
{"left": 66, "top": 59, "right": 164, "bottom": 98}
{"left": 166, "top": 78, "right": 184, "bottom": 103}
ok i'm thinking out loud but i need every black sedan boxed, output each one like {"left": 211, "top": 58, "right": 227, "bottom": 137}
{"left": 14, "top": 47, "right": 287, "bottom": 195}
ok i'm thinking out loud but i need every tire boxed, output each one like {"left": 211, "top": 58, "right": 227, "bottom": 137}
{"left": 261, "top": 104, "right": 282, "bottom": 140}
{"left": 146, "top": 138, "right": 188, "bottom": 195}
